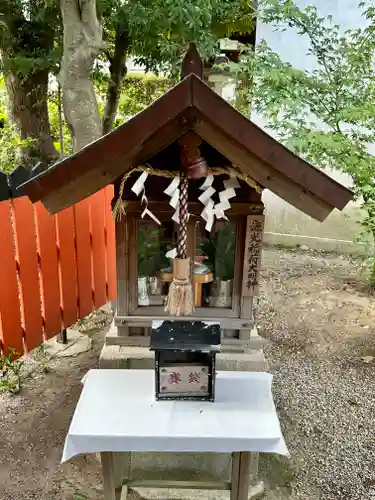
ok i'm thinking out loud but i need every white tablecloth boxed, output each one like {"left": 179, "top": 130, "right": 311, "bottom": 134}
{"left": 62, "top": 370, "right": 288, "bottom": 462}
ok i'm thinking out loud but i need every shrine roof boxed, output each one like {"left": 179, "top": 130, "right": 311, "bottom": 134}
{"left": 21, "top": 73, "right": 353, "bottom": 221}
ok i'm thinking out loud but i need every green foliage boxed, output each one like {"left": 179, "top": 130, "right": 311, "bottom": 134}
{"left": 93, "top": 72, "right": 174, "bottom": 127}
{"left": 100, "top": 0, "right": 256, "bottom": 74}
{"left": 138, "top": 227, "right": 169, "bottom": 277}
{"left": 0, "top": 0, "right": 61, "bottom": 77}
{"left": 73, "top": 493, "right": 88, "bottom": 500}
{"left": 233, "top": 0, "right": 375, "bottom": 284}
{"left": 1, "top": 0, "right": 256, "bottom": 167}
{"left": 32, "top": 345, "right": 50, "bottom": 374}
{"left": 0, "top": 124, "right": 34, "bottom": 173}
{"left": 117, "top": 75, "right": 174, "bottom": 123}
{"left": 201, "top": 224, "right": 236, "bottom": 281}
{"left": 0, "top": 348, "right": 22, "bottom": 394}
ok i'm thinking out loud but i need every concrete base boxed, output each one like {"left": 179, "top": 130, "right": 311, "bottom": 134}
{"left": 44, "top": 328, "right": 92, "bottom": 358}
{"left": 264, "top": 230, "right": 373, "bottom": 256}
{"left": 99, "top": 343, "right": 267, "bottom": 488}
{"left": 100, "top": 344, "right": 267, "bottom": 372}
{"left": 105, "top": 319, "right": 268, "bottom": 353}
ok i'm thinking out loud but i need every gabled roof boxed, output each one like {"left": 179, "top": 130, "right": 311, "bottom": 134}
{"left": 22, "top": 74, "right": 353, "bottom": 220}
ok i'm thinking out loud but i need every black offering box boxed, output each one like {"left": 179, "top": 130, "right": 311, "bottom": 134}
{"left": 150, "top": 320, "right": 221, "bottom": 401}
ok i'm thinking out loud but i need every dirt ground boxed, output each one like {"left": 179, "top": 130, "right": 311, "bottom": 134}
{"left": 0, "top": 247, "right": 374, "bottom": 500}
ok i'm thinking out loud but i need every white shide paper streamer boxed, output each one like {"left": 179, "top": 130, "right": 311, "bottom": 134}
{"left": 131, "top": 172, "right": 161, "bottom": 225}
{"left": 164, "top": 176, "right": 181, "bottom": 225}
{"left": 165, "top": 247, "right": 178, "bottom": 259}
{"left": 131, "top": 171, "right": 148, "bottom": 196}
{"left": 131, "top": 171, "right": 240, "bottom": 241}
{"left": 198, "top": 175, "right": 216, "bottom": 231}
{"left": 198, "top": 174, "right": 239, "bottom": 230}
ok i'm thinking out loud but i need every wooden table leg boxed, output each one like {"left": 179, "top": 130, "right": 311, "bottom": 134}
{"left": 113, "top": 452, "right": 131, "bottom": 499}
{"left": 230, "top": 452, "right": 251, "bottom": 500}
{"left": 101, "top": 452, "right": 116, "bottom": 500}
{"left": 230, "top": 452, "right": 240, "bottom": 500}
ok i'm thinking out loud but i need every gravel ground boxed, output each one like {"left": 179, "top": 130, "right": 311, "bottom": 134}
{"left": 257, "top": 248, "right": 375, "bottom": 500}
{"left": 0, "top": 247, "right": 374, "bottom": 500}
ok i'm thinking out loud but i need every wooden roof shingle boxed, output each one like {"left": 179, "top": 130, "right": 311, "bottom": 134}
{"left": 22, "top": 74, "right": 353, "bottom": 220}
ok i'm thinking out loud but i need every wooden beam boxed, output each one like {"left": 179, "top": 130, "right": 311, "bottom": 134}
{"left": 26, "top": 77, "right": 195, "bottom": 208}
{"left": 121, "top": 201, "right": 264, "bottom": 216}
{"left": 25, "top": 73, "right": 353, "bottom": 219}
{"left": 230, "top": 452, "right": 240, "bottom": 500}
{"left": 192, "top": 76, "right": 353, "bottom": 211}
{"left": 124, "top": 479, "right": 231, "bottom": 490}
{"left": 101, "top": 452, "right": 116, "bottom": 500}
{"left": 42, "top": 111, "right": 191, "bottom": 212}
{"left": 239, "top": 297, "right": 254, "bottom": 341}
{"left": 181, "top": 43, "right": 204, "bottom": 79}
{"left": 134, "top": 111, "right": 194, "bottom": 165}
{"left": 194, "top": 118, "right": 334, "bottom": 221}
{"left": 115, "top": 218, "right": 128, "bottom": 318}
{"left": 127, "top": 216, "right": 138, "bottom": 314}
{"left": 41, "top": 151, "right": 139, "bottom": 213}
{"left": 113, "top": 453, "right": 131, "bottom": 495}
{"left": 230, "top": 452, "right": 251, "bottom": 500}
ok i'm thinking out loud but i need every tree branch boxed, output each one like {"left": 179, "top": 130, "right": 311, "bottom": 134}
{"left": 79, "top": 0, "right": 102, "bottom": 45}
{"left": 102, "top": 26, "right": 129, "bottom": 134}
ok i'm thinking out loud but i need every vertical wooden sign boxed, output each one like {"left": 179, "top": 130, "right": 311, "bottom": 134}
{"left": 242, "top": 215, "right": 265, "bottom": 297}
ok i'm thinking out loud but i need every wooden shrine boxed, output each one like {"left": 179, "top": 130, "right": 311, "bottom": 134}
{"left": 22, "top": 45, "right": 354, "bottom": 352}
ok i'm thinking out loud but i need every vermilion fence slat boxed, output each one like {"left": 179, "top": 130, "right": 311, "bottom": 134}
{"left": 0, "top": 200, "right": 24, "bottom": 355}
{"left": 104, "top": 186, "right": 116, "bottom": 301}
{"left": 34, "top": 202, "right": 62, "bottom": 338}
{"left": 56, "top": 207, "right": 78, "bottom": 327}
{"left": 12, "top": 197, "right": 43, "bottom": 352}
{"left": 90, "top": 191, "right": 107, "bottom": 308}
{"left": 0, "top": 188, "right": 118, "bottom": 354}
{"left": 74, "top": 198, "right": 94, "bottom": 318}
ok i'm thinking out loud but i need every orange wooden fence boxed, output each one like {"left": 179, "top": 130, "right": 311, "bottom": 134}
{"left": 0, "top": 187, "right": 116, "bottom": 355}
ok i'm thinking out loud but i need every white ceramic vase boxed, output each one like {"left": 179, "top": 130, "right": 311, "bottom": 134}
{"left": 209, "top": 279, "right": 233, "bottom": 308}
{"left": 138, "top": 277, "right": 150, "bottom": 306}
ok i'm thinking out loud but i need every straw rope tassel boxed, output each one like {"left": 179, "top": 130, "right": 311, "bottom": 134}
{"left": 165, "top": 169, "right": 194, "bottom": 316}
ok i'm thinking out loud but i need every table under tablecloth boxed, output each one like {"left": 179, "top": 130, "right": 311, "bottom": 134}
{"left": 62, "top": 369, "right": 288, "bottom": 462}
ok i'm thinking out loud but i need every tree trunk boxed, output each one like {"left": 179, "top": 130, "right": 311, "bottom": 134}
{"left": 59, "top": 0, "right": 103, "bottom": 152}
{"left": 2, "top": 64, "right": 59, "bottom": 169}
{"left": 102, "top": 28, "right": 129, "bottom": 135}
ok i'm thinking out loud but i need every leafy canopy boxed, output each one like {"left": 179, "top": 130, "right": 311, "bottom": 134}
{"left": 234, "top": 0, "right": 375, "bottom": 247}
{"left": 100, "top": 0, "right": 255, "bottom": 73}
{"left": 0, "top": 0, "right": 61, "bottom": 76}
